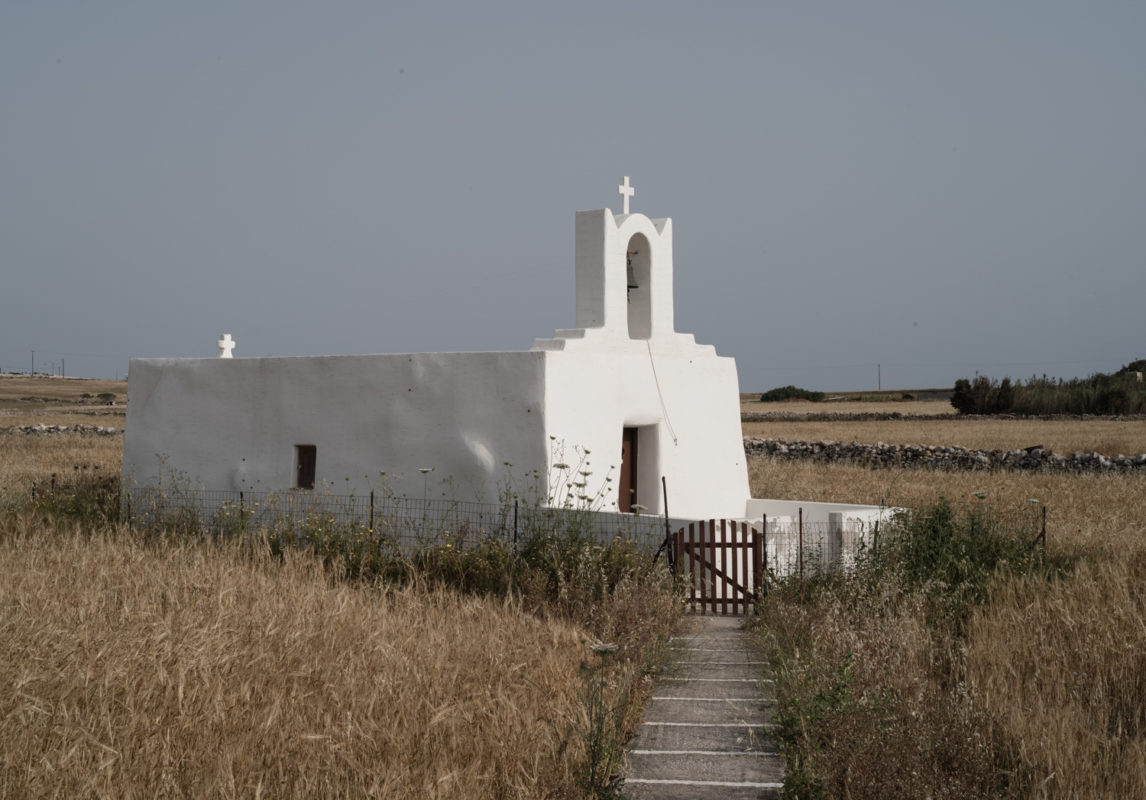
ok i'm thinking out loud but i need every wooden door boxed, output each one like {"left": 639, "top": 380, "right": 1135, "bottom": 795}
{"left": 619, "top": 427, "right": 638, "bottom": 512}
{"left": 295, "top": 445, "right": 316, "bottom": 490}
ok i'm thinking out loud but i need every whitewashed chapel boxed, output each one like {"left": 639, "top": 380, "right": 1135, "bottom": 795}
{"left": 123, "top": 179, "right": 882, "bottom": 529}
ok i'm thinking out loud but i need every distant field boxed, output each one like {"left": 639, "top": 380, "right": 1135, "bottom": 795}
{"left": 0, "top": 376, "right": 126, "bottom": 492}
{"left": 0, "top": 374, "right": 127, "bottom": 432}
{"left": 0, "top": 410, "right": 124, "bottom": 428}
{"left": 741, "top": 398, "right": 954, "bottom": 417}
{"left": 0, "top": 374, "right": 126, "bottom": 405}
{"left": 742, "top": 416, "right": 1146, "bottom": 457}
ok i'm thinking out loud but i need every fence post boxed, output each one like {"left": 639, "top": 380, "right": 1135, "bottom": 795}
{"left": 1031, "top": 504, "right": 1048, "bottom": 554}
{"left": 761, "top": 514, "right": 767, "bottom": 600}
{"left": 1042, "top": 505, "right": 1047, "bottom": 554}
{"left": 370, "top": 490, "right": 375, "bottom": 532}
{"left": 240, "top": 491, "right": 245, "bottom": 536}
{"left": 31, "top": 480, "right": 36, "bottom": 502}
{"left": 513, "top": 499, "right": 518, "bottom": 548}
{"left": 798, "top": 507, "right": 804, "bottom": 582}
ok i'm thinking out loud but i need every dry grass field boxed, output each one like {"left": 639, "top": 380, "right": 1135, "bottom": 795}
{"left": 746, "top": 415, "right": 1146, "bottom": 798}
{"left": 749, "top": 458, "right": 1145, "bottom": 546}
{"left": 1, "top": 434, "right": 122, "bottom": 492}
{"left": 0, "top": 374, "right": 126, "bottom": 431}
{"left": 0, "top": 515, "right": 598, "bottom": 799}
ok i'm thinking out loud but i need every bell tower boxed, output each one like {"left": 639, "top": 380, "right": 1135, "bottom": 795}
{"left": 571, "top": 177, "right": 676, "bottom": 343}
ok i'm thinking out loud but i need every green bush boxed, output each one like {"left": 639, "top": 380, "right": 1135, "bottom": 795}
{"left": 760, "top": 385, "right": 825, "bottom": 403}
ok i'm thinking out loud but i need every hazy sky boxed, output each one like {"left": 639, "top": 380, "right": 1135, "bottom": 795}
{"left": 3, "top": 2, "right": 1143, "bottom": 391}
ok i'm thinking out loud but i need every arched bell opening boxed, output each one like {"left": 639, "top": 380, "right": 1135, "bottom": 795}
{"left": 625, "top": 233, "right": 652, "bottom": 340}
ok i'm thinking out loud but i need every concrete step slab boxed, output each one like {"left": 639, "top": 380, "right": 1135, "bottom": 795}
{"left": 653, "top": 677, "right": 774, "bottom": 699}
{"left": 669, "top": 650, "right": 759, "bottom": 664}
{"left": 624, "top": 777, "right": 781, "bottom": 799}
{"left": 643, "top": 697, "right": 773, "bottom": 725}
{"left": 628, "top": 722, "right": 777, "bottom": 753}
{"left": 627, "top": 750, "right": 785, "bottom": 784}
{"left": 670, "top": 661, "right": 766, "bottom": 681}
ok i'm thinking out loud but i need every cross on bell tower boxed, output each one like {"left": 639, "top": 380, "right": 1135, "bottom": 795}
{"left": 617, "top": 175, "right": 634, "bottom": 215}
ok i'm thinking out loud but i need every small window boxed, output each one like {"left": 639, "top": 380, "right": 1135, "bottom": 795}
{"left": 295, "top": 445, "right": 316, "bottom": 489}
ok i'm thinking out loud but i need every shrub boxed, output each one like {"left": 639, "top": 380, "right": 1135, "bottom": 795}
{"left": 28, "top": 470, "right": 121, "bottom": 527}
{"left": 952, "top": 365, "right": 1146, "bottom": 415}
{"left": 760, "top": 385, "right": 825, "bottom": 403}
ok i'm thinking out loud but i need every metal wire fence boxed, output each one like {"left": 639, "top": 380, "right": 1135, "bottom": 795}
{"left": 122, "top": 486, "right": 681, "bottom": 553}
{"left": 762, "top": 517, "right": 876, "bottom": 579}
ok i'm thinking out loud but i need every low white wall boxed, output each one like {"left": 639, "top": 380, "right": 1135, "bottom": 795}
{"left": 744, "top": 497, "right": 891, "bottom": 527}
{"left": 744, "top": 498, "right": 896, "bottom": 579}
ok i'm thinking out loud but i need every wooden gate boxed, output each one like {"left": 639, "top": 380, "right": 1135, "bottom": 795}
{"left": 673, "top": 520, "right": 764, "bottom": 615}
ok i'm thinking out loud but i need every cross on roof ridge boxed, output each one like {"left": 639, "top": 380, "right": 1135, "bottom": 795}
{"left": 217, "top": 333, "right": 236, "bottom": 358}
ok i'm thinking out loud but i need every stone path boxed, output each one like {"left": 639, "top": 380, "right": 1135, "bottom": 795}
{"left": 623, "top": 615, "right": 784, "bottom": 799}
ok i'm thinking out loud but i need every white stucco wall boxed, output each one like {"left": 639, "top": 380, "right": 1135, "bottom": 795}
{"left": 123, "top": 351, "right": 549, "bottom": 502}
{"left": 540, "top": 343, "right": 748, "bottom": 519}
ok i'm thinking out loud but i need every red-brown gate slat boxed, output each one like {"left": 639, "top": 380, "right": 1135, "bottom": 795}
{"left": 705, "top": 520, "right": 715, "bottom": 613}
{"left": 725, "top": 520, "right": 733, "bottom": 615}
{"left": 669, "top": 529, "right": 678, "bottom": 579}
{"left": 729, "top": 519, "right": 738, "bottom": 614}
{"left": 742, "top": 522, "right": 751, "bottom": 610}
{"left": 687, "top": 520, "right": 696, "bottom": 609}
{"left": 752, "top": 529, "right": 764, "bottom": 603}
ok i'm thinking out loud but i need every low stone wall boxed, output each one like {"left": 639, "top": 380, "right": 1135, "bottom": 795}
{"left": 744, "top": 437, "right": 1146, "bottom": 473}
{"left": 743, "top": 411, "right": 959, "bottom": 423}
{"left": 4, "top": 424, "right": 122, "bottom": 436}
